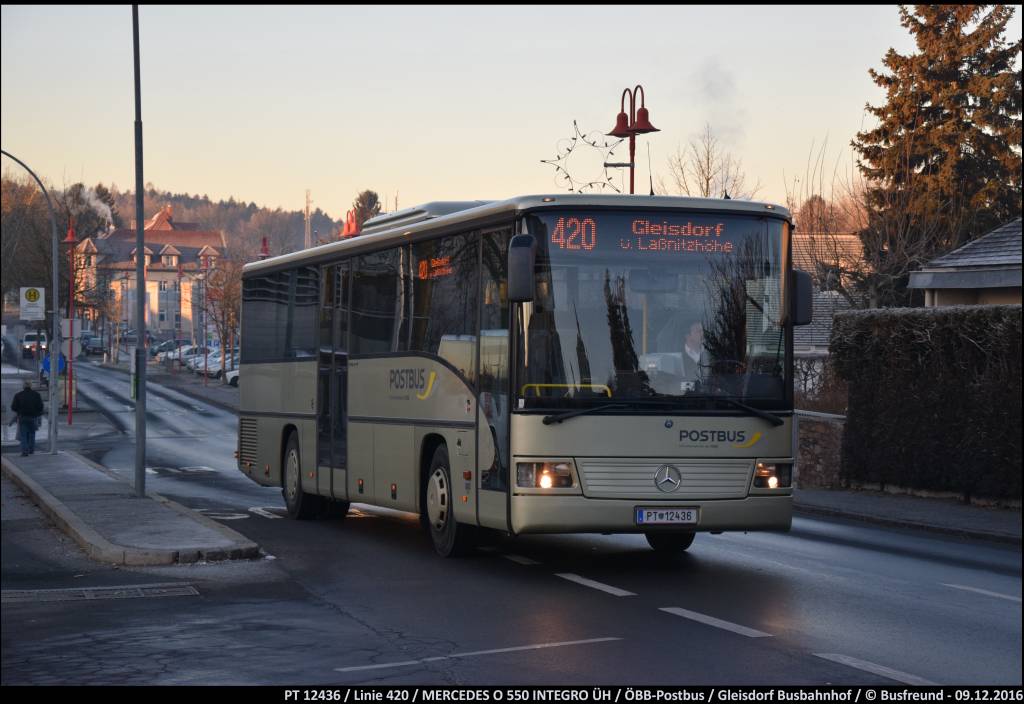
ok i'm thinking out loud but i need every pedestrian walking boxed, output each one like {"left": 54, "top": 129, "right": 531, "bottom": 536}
{"left": 10, "top": 379, "right": 44, "bottom": 456}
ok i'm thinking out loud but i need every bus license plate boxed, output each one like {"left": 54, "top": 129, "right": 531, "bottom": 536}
{"left": 635, "top": 507, "right": 698, "bottom": 525}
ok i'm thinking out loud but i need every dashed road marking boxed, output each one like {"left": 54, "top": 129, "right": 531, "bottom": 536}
{"left": 659, "top": 607, "right": 772, "bottom": 638}
{"left": 503, "top": 554, "right": 541, "bottom": 566}
{"left": 335, "top": 637, "right": 621, "bottom": 673}
{"left": 941, "top": 583, "right": 1022, "bottom": 603}
{"left": 249, "top": 507, "right": 284, "bottom": 519}
{"left": 555, "top": 573, "right": 636, "bottom": 597}
{"left": 814, "top": 653, "right": 937, "bottom": 685}
{"left": 192, "top": 508, "right": 249, "bottom": 521}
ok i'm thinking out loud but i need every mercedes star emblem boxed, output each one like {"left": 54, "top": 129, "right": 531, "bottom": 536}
{"left": 654, "top": 464, "right": 682, "bottom": 493}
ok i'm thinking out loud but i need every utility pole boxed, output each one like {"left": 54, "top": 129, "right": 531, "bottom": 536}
{"left": 132, "top": 5, "right": 147, "bottom": 497}
{"left": 304, "top": 190, "right": 312, "bottom": 249}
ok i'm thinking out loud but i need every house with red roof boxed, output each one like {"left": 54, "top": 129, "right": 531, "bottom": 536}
{"left": 76, "top": 205, "right": 225, "bottom": 343}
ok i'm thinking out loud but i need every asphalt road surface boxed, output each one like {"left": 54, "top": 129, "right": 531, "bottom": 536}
{"left": 2, "top": 361, "right": 1020, "bottom": 685}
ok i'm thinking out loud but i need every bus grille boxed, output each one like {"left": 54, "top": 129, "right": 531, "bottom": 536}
{"left": 239, "top": 417, "right": 258, "bottom": 467}
{"left": 578, "top": 459, "right": 753, "bottom": 500}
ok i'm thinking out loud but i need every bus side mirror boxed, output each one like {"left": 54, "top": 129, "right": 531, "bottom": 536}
{"left": 508, "top": 234, "right": 537, "bottom": 302}
{"left": 791, "top": 269, "right": 813, "bottom": 326}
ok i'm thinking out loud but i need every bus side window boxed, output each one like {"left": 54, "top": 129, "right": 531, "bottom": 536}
{"left": 409, "top": 232, "right": 479, "bottom": 383}
{"left": 351, "top": 250, "right": 404, "bottom": 354}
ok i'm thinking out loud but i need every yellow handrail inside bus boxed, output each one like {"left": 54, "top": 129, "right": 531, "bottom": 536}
{"left": 520, "top": 383, "right": 612, "bottom": 398}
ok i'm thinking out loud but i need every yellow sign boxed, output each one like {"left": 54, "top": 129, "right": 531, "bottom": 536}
{"left": 20, "top": 287, "right": 45, "bottom": 321}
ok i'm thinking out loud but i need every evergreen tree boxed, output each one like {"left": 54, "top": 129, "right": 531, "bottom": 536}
{"left": 352, "top": 190, "right": 382, "bottom": 230}
{"left": 852, "top": 5, "right": 1022, "bottom": 299}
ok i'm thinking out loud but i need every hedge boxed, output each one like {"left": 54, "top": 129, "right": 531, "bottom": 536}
{"left": 830, "top": 304, "right": 1021, "bottom": 500}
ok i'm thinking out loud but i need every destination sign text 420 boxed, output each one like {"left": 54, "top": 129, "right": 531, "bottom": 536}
{"left": 549, "top": 216, "right": 734, "bottom": 255}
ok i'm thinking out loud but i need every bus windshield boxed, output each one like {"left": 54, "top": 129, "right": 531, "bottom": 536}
{"left": 517, "top": 209, "right": 790, "bottom": 410}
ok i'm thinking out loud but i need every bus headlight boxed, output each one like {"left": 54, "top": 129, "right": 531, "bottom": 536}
{"left": 754, "top": 462, "right": 792, "bottom": 489}
{"left": 516, "top": 461, "right": 577, "bottom": 490}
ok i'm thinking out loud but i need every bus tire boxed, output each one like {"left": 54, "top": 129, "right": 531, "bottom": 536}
{"left": 321, "top": 499, "right": 351, "bottom": 520}
{"left": 423, "top": 444, "right": 474, "bottom": 557}
{"left": 645, "top": 531, "right": 696, "bottom": 553}
{"left": 282, "top": 431, "right": 322, "bottom": 520}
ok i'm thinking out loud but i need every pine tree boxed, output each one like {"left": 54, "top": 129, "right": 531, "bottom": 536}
{"left": 852, "top": 5, "right": 1022, "bottom": 303}
{"left": 352, "top": 190, "right": 382, "bottom": 230}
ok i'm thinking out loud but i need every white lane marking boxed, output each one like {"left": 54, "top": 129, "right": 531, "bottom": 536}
{"left": 335, "top": 637, "right": 621, "bottom": 673}
{"left": 555, "top": 573, "right": 636, "bottom": 597}
{"left": 659, "top": 607, "right": 772, "bottom": 638}
{"left": 249, "top": 507, "right": 283, "bottom": 520}
{"left": 503, "top": 554, "right": 541, "bottom": 566}
{"left": 941, "top": 583, "right": 1022, "bottom": 603}
{"left": 814, "top": 653, "right": 937, "bottom": 686}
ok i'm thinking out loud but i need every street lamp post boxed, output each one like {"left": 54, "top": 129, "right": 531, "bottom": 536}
{"left": 201, "top": 255, "right": 209, "bottom": 387}
{"left": 1, "top": 149, "right": 61, "bottom": 454}
{"left": 605, "top": 85, "right": 659, "bottom": 194}
{"left": 64, "top": 220, "right": 77, "bottom": 425}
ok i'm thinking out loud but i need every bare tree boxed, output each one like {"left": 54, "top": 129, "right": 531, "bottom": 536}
{"left": 661, "top": 124, "right": 762, "bottom": 200}
{"left": 1, "top": 172, "right": 53, "bottom": 304}
{"left": 785, "top": 139, "right": 949, "bottom": 308}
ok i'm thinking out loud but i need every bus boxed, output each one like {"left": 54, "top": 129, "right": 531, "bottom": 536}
{"left": 237, "top": 194, "right": 813, "bottom": 557}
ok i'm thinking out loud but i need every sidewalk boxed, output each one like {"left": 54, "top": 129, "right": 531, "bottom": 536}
{"left": 793, "top": 487, "right": 1021, "bottom": 545}
{"left": 1, "top": 450, "right": 259, "bottom": 565}
{"left": 1, "top": 364, "right": 121, "bottom": 447}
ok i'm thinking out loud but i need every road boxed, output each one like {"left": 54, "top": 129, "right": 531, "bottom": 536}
{"left": 2, "top": 360, "right": 1021, "bottom": 685}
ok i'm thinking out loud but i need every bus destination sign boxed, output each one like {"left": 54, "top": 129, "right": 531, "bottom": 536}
{"left": 547, "top": 214, "right": 738, "bottom": 256}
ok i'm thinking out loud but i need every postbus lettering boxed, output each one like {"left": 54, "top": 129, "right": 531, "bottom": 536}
{"left": 679, "top": 429, "right": 746, "bottom": 444}
{"left": 389, "top": 368, "right": 426, "bottom": 391}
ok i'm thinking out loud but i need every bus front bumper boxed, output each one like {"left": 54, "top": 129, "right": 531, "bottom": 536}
{"left": 510, "top": 494, "right": 792, "bottom": 534}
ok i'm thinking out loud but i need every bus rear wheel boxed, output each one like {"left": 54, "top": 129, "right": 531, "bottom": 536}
{"left": 645, "top": 532, "right": 696, "bottom": 553}
{"left": 424, "top": 444, "right": 474, "bottom": 557}
{"left": 282, "top": 431, "right": 322, "bottom": 520}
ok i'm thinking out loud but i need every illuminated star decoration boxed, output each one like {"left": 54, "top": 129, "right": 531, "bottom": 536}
{"left": 541, "top": 120, "right": 626, "bottom": 193}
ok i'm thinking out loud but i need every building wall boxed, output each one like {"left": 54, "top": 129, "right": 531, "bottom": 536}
{"left": 978, "top": 287, "right": 1022, "bottom": 305}
{"left": 929, "top": 289, "right": 978, "bottom": 306}
{"left": 926, "top": 287, "right": 1022, "bottom": 306}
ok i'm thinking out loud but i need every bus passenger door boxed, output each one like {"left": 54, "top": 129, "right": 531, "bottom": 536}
{"left": 318, "top": 263, "right": 350, "bottom": 500}
{"left": 477, "top": 228, "right": 511, "bottom": 530}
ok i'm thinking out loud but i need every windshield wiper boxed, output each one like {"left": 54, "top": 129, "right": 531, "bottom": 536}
{"left": 542, "top": 403, "right": 627, "bottom": 425}
{"left": 706, "top": 397, "right": 785, "bottom": 426}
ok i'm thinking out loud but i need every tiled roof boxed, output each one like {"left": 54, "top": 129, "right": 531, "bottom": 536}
{"left": 794, "top": 290, "right": 853, "bottom": 350}
{"left": 792, "top": 232, "right": 863, "bottom": 273}
{"left": 927, "top": 218, "right": 1022, "bottom": 269}
{"left": 103, "top": 228, "right": 224, "bottom": 249}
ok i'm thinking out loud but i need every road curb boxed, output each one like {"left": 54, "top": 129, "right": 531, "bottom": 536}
{"left": 1, "top": 452, "right": 260, "bottom": 565}
{"left": 1, "top": 453, "right": 163, "bottom": 565}
{"left": 68, "top": 450, "right": 261, "bottom": 562}
{"left": 793, "top": 502, "right": 1022, "bottom": 546}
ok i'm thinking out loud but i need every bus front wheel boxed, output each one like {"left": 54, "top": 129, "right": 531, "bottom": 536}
{"left": 282, "top": 431, "right": 322, "bottom": 520}
{"left": 424, "top": 444, "right": 474, "bottom": 557}
{"left": 645, "top": 532, "right": 696, "bottom": 553}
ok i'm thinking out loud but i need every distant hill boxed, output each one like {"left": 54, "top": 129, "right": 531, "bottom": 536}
{"left": 108, "top": 185, "right": 340, "bottom": 257}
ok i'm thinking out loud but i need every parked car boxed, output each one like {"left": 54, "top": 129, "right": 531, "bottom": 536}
{"left": 86, "top": 334, "right": 107, "bottom": 355}
{"left": 21, "top": 331, "right": 48, "bottom": 358}
{"left": 151, "top": 338, "right": 190, "bottom": 358}
{"left": 224, "top": 368, "right": 239, "bottom": 387}
{"left": 160, "top": 343, "right": 196, "bottom": 363}
{"left": 204, "top": 349, "right": 239, "bottom": 378}
{"left": 183, "top": 346, "right": 216, "bottom": 371}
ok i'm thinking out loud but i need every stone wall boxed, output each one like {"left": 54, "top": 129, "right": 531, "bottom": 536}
{"left": 795, "top": 413, "right": 845, "bottom": 489}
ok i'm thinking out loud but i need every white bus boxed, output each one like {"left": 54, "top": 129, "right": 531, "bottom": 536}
{"left": 237, "top": 195, "right": 813, "bottom": 557}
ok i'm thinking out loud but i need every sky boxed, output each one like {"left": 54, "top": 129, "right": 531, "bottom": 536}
{"left": 2, "top": 5, "right": 1021, "bottom": 220}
